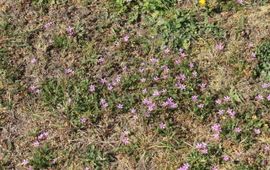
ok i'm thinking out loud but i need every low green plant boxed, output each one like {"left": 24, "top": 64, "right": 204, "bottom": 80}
{"left": 254, "top": 40, "right": 270, "bottom": 80}
{"left": 30, "top": 145, "right": 55, "bottom": 170}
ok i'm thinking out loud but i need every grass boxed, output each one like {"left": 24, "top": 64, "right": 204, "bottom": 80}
{"left": 1, "top": 0, "right": 270, "bottom": 169}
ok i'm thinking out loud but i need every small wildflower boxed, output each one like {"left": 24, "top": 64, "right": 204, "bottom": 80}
{"left": 198, "top": 104, "right": 204, "bottom": 108}
{"left": 223, "top": 155, "right": 230, "bottom": 161}
{"left": 117, "top": 104, "right": 123, "bottom": 109}
{"left": 22, "top": 159, "right": 29, "bottom": 166}
{"left": 255, "top": 94, "right": 264, "bottom": 101}
{"left": 38, "top": 131, "right": 48, "bottom": 141}
{"left": 196, "top": 142, "right": 208, "bottom": 154}
{"left": 28, "top": 85, "right": 40, "bottom": 94}
{"left": 223, "top": 96, "right": 230, "bottom": 102}
{"left": 254, "top": 128, "right": 261, "bottom": 135}
{"left": 176, "top": 83, "right": 186, "bottom": 90}
{"left": 31, "top": 57, "right": 37, "bottom": 64}
{"left": 153, "top": 90, "right": 160, "bottom": 97}
{"left": 267, "top": 95, "right": 270, "bottom": 101}
{"left": 140, "top": 78, "right": 146, "bottom": 83}
{"left": 89, "top": 85, "right": 95, "bottom": 92}
{"left": 44, "top": 22, "right": 53, "bottom": 29}
{"left": 192, "top": 71, "right": 198, "bottom": 77}
{"left": 142, "top": 88, "right": 147, "bottom": 94}
{"left": 215, "top": 99, "right": 222, "bottom": 105}
{"left": 159, "top": 122, "right": 166, "bottom": 129}
{"left": 215, "top": 42, "right": 225, "bottom": 51}
{"left": 218, "top": 109, "right": 225, "bottom": 115}
{"left": 130, "top": 108, "right": 136, "bottom": 114}
{"left": 212, "top": 133, "right": 220, "bottom": 140}
{"left": 120, "top": 131, "right": 130, "bottom": 145}
{"left": 80, "top": 117, "right": 87, "bottom": 124}
{"left": 227, "top": 108, "right": 236, "bottom": 118}
{"left": 191, "top": 95, "right": 198, "bottom": 102}
{"left": 64, "top": 68, "right": 74, "bottom": 75}
{"left": 66, "top": 26, "right": 75, "bottom": 36}
{"left": 177, "top": 163, "right": 190, "bottom": 170}
{"left": 234, "top": 127, "right": 241, "bottom": 133}
{"left": 164, "top": 47, "right": 170, "bottom": 54}
{"left": 189, "top": 62, "right": 194, "bottom": 69}
{"left": 123, "top": 35, "right": 129, "bottom": 42}
{"left": 32, "top": 141, "right": 40, "bottom": 147}
{"left": 236, "top": 0, "right": 244, "bottom": 4}
{"left": 211, "top": 123, "right": 222, "bottom": 133}
{"left": 262, "top": 83, "right": 270, "bottom": 88}
{"left": 211, "top": 166, "right": 219, "bottom": 170}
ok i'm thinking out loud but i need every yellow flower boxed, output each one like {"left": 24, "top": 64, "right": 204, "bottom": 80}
{"left": 199, "top": 0, "right": 206, "bottom": 7}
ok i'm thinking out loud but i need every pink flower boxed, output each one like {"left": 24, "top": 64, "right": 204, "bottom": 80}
{"left": 189, "top": 62, "right": 194, "bottom": 69}
{"left": 163, "top": 98, "right": 178, "bottom": 109}
{"left": 223, "top": 96, "right": 230, "bottom": 102}
{"left": 153, "top": 90, "right": 160, "bottom": 97}
{"left": 267, "top": 95, "right": 270, "bottom": 101}
{"left": 38, "top": 131, "right": 48, "bottom": 141}
{"left": 31, "top": 57, "right": 37, "bottom": 64}
{"left": 80, "top": 117, "right": 87, "bottom": 123}
{"left": 227, "top": 108, "right": 236, "bottom": 118}
{"left": 212, "top": 133, "right": 220, "bottom": 140}
{"left": 117, "top": 104, "right": 123, "bottom": 109}
{"left": 218, "top": 109, "right": 225, "bottom": 115}
{"left": 159, "top": 122, "right": 166, "bottom": 129}
{"left": 44, "top": 22, "right": 53, "bottom": 29}
{"left": 262, "top": 83, "right": 270, "bottom": 88}
{"left": 130, "top": 108, "right": 136, "bottom": 114}
{"left": 192, "top": 95, "right": 198, "bottom": 102}
{"left": 22, "top": 159, "right": 29, "bottom": 166}
{"left": 254, "top": 128, "right": 261, "bottom": 135}
{"left": 66, "top": 26, "right": 75, "bottom": 36}
{"left": 89, "top": 85, "right": 95, "bottom": 92}
{"left": 198, "top": 104, "right": 204, "bottom": 108}
{"left": 211, "top": 123, "right": 221, "bottom": 133}
{"left": 192, "top": 71, "right": 198, "bottom": 77}
{"left": 32, "top": 141, "right": 40, "bottom": 147}
{"left": 215, "top": 42, "right": 224, "bottom": 51}
{"left": 176, "top": 83, "right": 186, "bottom": 90}
{"left": 64, "top": 68, "right": 74, "bottom": 75}
{"left": 196, "top": 142, "right": 208, "bottom": 154}
{"left": 100, "top": 98, "right": 108, "bottom": 109}
{"left": 234, "top": 127, "right": 241, "bottom": 133}
{"left": 120, "top": 131, "right": 130, "bottom": 145}
{"left": 255, "top": 94, "right": 264, "bottom": 101}
{"left": 215, "top": 99, "right": 222, "bottom": 105}
{"left": 177, "top": 163, "right": 190, "bottom": 170}
{"left": 164, "top": 48, "right": 170, "bottom": 54}
{"left": 236, "top": 0, "right": 244, "bottom": 4}
{"left": 123, "top": 35, "right": 129, "bottom": 42}
{"left": 223, "top": 155, "right": 230, "bottom": 161}
{"left": 211, "top": 166, "right": 218, "bottom": 170}
{"left": 28, "top": 85, "right": 40, "bottom": 94}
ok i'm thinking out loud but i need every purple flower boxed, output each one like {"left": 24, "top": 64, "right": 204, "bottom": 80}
{"left": 120, "top": 131, "right": 130, "bottom": 145}
{"left": 123, "top": 35, "right": 129, "bottom": 42}
{"left": 192, "top": 95, "right": 198, "bottom": 102}
{"left": 211, "top": 123, "right": 221, "bottom": 133}
{"left": 199, "top": 83, "right": 207, "bottom": 91}
{"left": 267, "top": 95, "right": 270, "bottom": 101}
{"left": 236, "top": 0, "right": 244, "bottom": 4}
{"left": 223, "top": 155, "right": 230, "bottom": 161}
{"left": 150, "top": 58, "right": 159, "bottom": 64}
{"left": 215, "top": 99, "right": 222, "bottom": 105}
{"left": 100, "top": 78, "right": 107, "bottom": 84}
{"left": 189, "top": 62, "right": 194, "bottom": 69}
{"left": 80, "top": 117, "right": 87, "bottom": 124}
{"left": 192, "top": 71, "right": 198, "bottom": 77}
{"left": 140, "top": 78, "right": 146, "bottom": 83}
{"left": 159, "top": 122, "right": 166, "bottom": 129}
{"left": 196, "top": 142, "right": 208, "bottom": 154}
{"left": 89, "top": 85, "right": 95, "bottom": 92}
{"left": 22, "top": 159, "right": 29, "bottom": 166}
{"left": 177, "top": 74, "right": 186, "bottom": 81}
{"left": 197, "top": 104, "right": 204, "bottom": 108}
{"left": 234, "top": 127, "right": 241, "bottom": 133}
{"left": 142, "top": 88, "right": 147, "bottom": 94}
{"left": 227, "top": 108, "right": 236, "bottom": 118}
{"left": 255, "top": 94, "right": 264, "bottom": 101}
{"left": 66, "top": 26, "right": 75, "bottom": 36}
{"left": 100, "top": 98, "right": 108, "bottom": 109}
{"left": 223, "top": 96, "right": 230, "bottom": 102}
{"left": 164, "top": 47, "right": 170, "bottom": 54}
{"left": 176, "top": 83, "right": 186, "bottom": 90}
{"left": 211, "top": 166, "right": 218, "bottom": 170}
{"left": 117, "top": 104, "right": 123, "bottom": 109}
{"left": 153, "top": 90, "right": 160, "bottom": 97}
{"left": 177, "top": 163, "right": 190, "bottom": 170}
{"left": 28, "top": 85, "right": 40, "bottom": 94}
{"left": 262, "top": 83, "right": 270, "bottom": 88}
{"left": 107, "top": 84, "right": 113, "bottom": 91}
{"left": 44, "top": 21, "right": 53, "bottom": 29}
{"left": 38, "top": 131, "right": 48, "bottom": 141}
{"left": 215, "top": 42, "right": 224, "bottom": 51}
{"left": 218, "top": 109, "right": 225, "bottom": 115}
{"left": 64, "top": 68, "right": 74, "bottom": 75}
{"left": 32, "top": 141, "right": 40, "bottom": 147}
{"left": 254, "top": 128, "right": 261, "bottom": 135}
{"left": 130, "top": 108, "right": 136, "bottom": 114}
{"left": 163, "top": 98, "right": 178, "bottom": 109}
{"left": 31, "top": 57, "right": 37, "bottom": 64}
{"left": 212, "top": 133, "right": 220, "bottom": 140}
